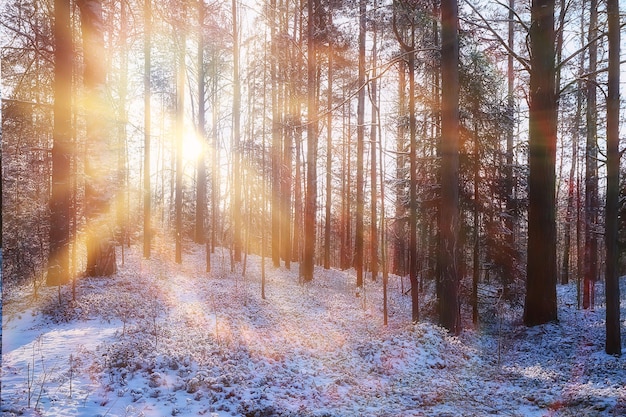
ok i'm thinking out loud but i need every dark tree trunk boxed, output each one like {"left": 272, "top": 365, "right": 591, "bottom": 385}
{"left": 524, "top": 0, "right": 558, "bottom": 326}
{"left": 394, "top": 58, "right": 407, "bottom": 277}
{"left": 47, "top": 0, "right": 72, "bottom": 286}
{"left": 583, "top": 0, "right": 598, "bottom": 309}
{"left": 604, "top": 0, "right": 621, "bottom": 356}
{"left": 438, "top": 0, "right": 461, "bottom": 334}
{"left": 370, "top": 16, "right": 378, "bottom": 282}
{"left": 79, "top": 0, "right": 117, "bottom": 277}
{"left": 503, "top": 0, "right": 515, "bottom": 295}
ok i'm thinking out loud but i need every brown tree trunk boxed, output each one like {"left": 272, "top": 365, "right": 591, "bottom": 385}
{"left": 369, "top": 14, "right": 379, "bottom": 282}
{"left": 524, "top": 0, "right": 558, "bottom": 326}
{"left": 604, "top": 0, "right": 621, "bottom": 356}
{"left": 583, "top": 0, "right": 598, "bottom": 309}
{"left": 47, "top": 0, "right": 72, "bottom": 286}
{"left": 438, "top": 0, "right": 461, "bottom": 334}
{"left": 354, "top": 0, "right": 366, "bottom": 289}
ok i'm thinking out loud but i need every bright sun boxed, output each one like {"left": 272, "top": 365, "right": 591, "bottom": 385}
{"left": 182, "top": 131, "right": 204, "bottom": 166}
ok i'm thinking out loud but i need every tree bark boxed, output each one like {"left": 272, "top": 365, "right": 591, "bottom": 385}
{"left": 195, "top": 0, "right": 207, "bottom": 245}
{"left": 524, "top": 0, "right": 558, "bottom": 326}
{"left": 354, "top": 0, "right": 366, "bottom": 289}
{"left": 438, "top": 0, "right": 461, "bottom": 334}
{"left": 47, "top": 0, "right": 72, "bottom": 286}
{"left": 583, "top": 0, "right": 598, "bottom": 309}
{"left": 143, "top": 0, "right": 152, "bottom": 259}
{"left": 604, "top": 0, "right": 621, "bottom": 356}
{"left": 301, "top": 0, "right": 319, "bottom": 281}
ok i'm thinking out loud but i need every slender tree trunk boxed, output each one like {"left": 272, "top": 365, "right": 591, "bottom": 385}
{"left": 47, "top": 0, "right": 72, "bottom": 286}
{"left": 524, "top": 0, "right": 558, "bottom": 326}
{"left": 395, "top": 58, "right": 407, "bottom": 277}
{"left": 408, "top": 43, "right": 418, "bottom": 323}
{"left": 439, "top": 0, "right": 461, "bottom": 334}
{"left": 323, "top": 5, "right": 333, "bottom": 270}
{"left": 302, "top": 0, "right": 319, "bottom": 281}
{"left": 232, "top": 0, "right": 242, "bottom": 262}
{"left": 369, "top": 13, "right": 378, "bottom": 281}
{"left": 604, "top": 0, "right": 621, "bottom": 356}
{"left": 80, "top": 0, "right": 117, "bottom": 277}
{"left": 354, "top": 0, "right": 366, "bottom": 289}
{"left": 270, "top": 0, "right": 281, "bottom": 267}
{"left": 175, "top": 30, "right": 185, "bottom": 264}
{"left": 195, "top": 0, "right": 207, "bottom": 245}
{"left": 583, "top": 0, "right": 598, "bottom": 309}
{"left": 504, "top": 0, "right": 515, "bottom": 296}
{"left": 143, "top": 0, "right": 152, "bottom": 259}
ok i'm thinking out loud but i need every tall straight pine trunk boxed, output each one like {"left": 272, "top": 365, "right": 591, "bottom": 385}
{"left": 524, "top": 0, "right": 558, "bottom": 326}
{"left": 438, "top": 0, "right": 461, "bottom": 334}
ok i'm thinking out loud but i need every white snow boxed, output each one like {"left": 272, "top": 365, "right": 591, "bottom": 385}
{"left": 2, "top": 243, "right": 625, "bottom": 416}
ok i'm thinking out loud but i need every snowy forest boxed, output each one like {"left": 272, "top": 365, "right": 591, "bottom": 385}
{"left": 1, "top": 0, "right": 626, "bottom": 415}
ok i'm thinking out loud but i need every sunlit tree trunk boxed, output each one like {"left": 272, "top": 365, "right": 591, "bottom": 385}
{"left": 79, "top": 0, "right": 117, "bottom": 277}
{"left": 301, "top": 0, "right": 319, "bottom": 281}
{"left": 195, "top": 0, "right": 207, "bottom": 245}
{"left": 47, "top": 0, "right": 72, "bottom": 285}
{"left": 175, "top": 29, "right": 185, "bottom": 264}
{"left": 354, "top": 0, "right": 366, "bottom": 289}
{"left": 604, "top": 0, "right": 621, "bottom": 356}
{"left": 438, "top": 0, "right": 461, "bottom": 334}
{"left": 524, "top": 0, "right": 558, "bottom": 326}
{"left": 323, "top": 4, "right": 333, "bottom": 270}
{"left": 270, "top": 0, "right": 281, "bottom": 267}
{"left": 232, "top": 0, "right": 242, "bottom": 262}
{"left": 143, "top": 0, "right": 152, "bottom": 259}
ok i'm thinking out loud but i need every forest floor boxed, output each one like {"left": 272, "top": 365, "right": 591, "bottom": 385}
{"left": 2, "top": 240, "right": 626, "bottom": 417}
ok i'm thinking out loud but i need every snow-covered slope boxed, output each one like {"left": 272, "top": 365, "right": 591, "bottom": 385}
{"left": 2, "top": 244, "right": 625, "bottom": 416}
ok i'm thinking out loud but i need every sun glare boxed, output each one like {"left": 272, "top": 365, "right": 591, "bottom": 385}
{"left": 182, "top": 131, "right": 204, "bottom": 166}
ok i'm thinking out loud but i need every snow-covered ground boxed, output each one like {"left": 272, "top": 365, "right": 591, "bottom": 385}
{"left": 2, "top": 243, "right": 625, "bottom": 416}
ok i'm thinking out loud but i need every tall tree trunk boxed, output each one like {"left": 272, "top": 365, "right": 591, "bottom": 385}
{"left": 369, "top": 13, "right": 378, "bottom": 281}
{"left": 270, "top": 0, "right": 281, "bottom": 267}
{"left": 354, "top": 0, "right": 366, "bottom": 289}
{"left": 47, "top": 0, "right": 72, "bottom": 285}
{"left": 504, "top": 0, "right": 515, "bottom": 296}
{"left": 394, "top": 58, "right": 407, "bottom": 277}
{"left": 323, "top": 5, "right": 333, "bottom": 270}
{"left": 604, "top": 0, "right": 621, "bottom": 356}
{"left": 195, "top": 0, "right": 207, "bottom": 245}
{"left": 175, "top": 29, "right": 185, "bottom": 264}
{"left": 79, "top": 0, "right": 117, "bottom": 277}
{"left": 583, "top": 0, "right": 598, "bottom": 309}
{"left": 438, "top": 0, "right": 461, "bottom": 334}
{"left": 232, "top": 0, "right": 242, "bottom": 262}
{"left": 524, "top": 0, "right": 558, "bottom": 326}
{"left": 302, "top": 0, "right": 319, "bottom": 281}
{"left": 143, "top": 0, "right": 152, "bottom": 259}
